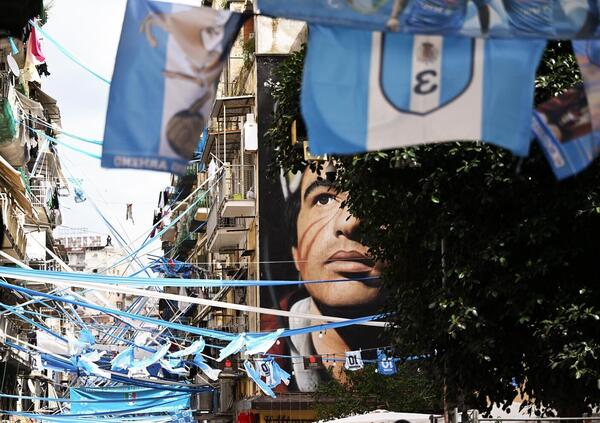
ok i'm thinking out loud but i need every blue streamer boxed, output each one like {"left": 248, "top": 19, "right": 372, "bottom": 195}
{"left": 0, "top": 265, "right": 379, "bottom": 288}
{"left": 40, "top": 131, "right": 101, "bottom": 159}
{"left": 30, "top": 20, "right": 112, "bottom": 85}
{"left": 8, "top": 37, "right": 18, "bottom": 54}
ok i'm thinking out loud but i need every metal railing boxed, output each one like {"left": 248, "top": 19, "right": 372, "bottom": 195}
{"left": 211, "top": 164, "right": 255, "bottom": 204}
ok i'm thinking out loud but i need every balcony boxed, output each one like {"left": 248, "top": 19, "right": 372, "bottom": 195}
{"left": 216, "top": 164, "right": 255, "bottom": 218}
{"left": 205, "top": 165, "right": 254, "bottom": 253}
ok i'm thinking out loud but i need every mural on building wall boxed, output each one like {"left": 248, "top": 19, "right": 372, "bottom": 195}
{"left": 257, "top": 56, "right": 386, "bottom": 393}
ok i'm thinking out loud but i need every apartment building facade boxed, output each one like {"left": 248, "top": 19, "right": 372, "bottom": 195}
{"left": 0, "top": 3, "right": 70, "bottom": 415}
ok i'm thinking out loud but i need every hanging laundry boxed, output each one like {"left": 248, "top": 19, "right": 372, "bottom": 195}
{"left": 256, "top": 0, "right": 598, "bottom": 38}
{"left": 28, "top": 24, "right": 46, "bottom": 62}
{"left": 377, "top": 348, "right": 397, "bottom": 376}
{"left": 102, "top": 0, "right": 248, "bottom": 174}
{"left": 301, "top": 25, "right": 545, "bottom": 157}
{"left": 125, "top": 203, "right": 135, "bottom": 224}
{"left": 533, "top": 40, "right": 600, "bottom": 179}
{"left": 344, "top": 350, "right": 364, "bottom": 371}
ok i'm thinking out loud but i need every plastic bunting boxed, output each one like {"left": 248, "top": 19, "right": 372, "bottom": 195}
{"left": 256, "top": 0, "right": 600, "bottom": 39}
{"left": 160, "top": 358, "right": 189, "bottom": 376}
{"left": 218, "top": 329, "right": 285, "bottom": 361}
{"left": 170, "top": 338, "right": 206, "bottom": 358}
{"left": 129, "top": 342, "right": 172, "bottom": 373}
{"left": 244, "top": 360, "right": 276, "bottom": 398}
{"left": 111, "top": 346, "right": 135, "bottom": 371}
{"left": 193, "top": 353, "right": 222, "bottom": 381}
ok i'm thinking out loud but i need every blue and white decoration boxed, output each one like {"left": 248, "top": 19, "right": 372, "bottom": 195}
{"left": 102, "top": 0, "right": 247, "bottom": 174}
{"left": 377, "top": 348, "right": 397, "bottom": 376}
{"left": 257, "top": 0, "right": 599, "bottom": 39}
{"left": 301, "top": 25, "right": 545, "bottom": 156}
{"left": 533, "top": 40, "right": 600, "bottom": 180}
{"left": 344, "top": 350, "right": 364, "bottom": 371}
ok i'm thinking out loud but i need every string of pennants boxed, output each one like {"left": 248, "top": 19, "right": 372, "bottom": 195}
{"left": 99, "top": 0, "right": 600, "bottom": 180}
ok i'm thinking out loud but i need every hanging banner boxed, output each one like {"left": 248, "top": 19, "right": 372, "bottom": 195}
{"left": 70, "top": 386, "right": 190, "bottom": 414}
{"left": 301, "top": 26, "right": 545, "bottom": 156}
{"left": 344, "top": 350, "right": 364, "bottom": 371}
{"left": 102, "top": 0, "right": 248, "bottom": 174}
{"left": 532, "top": 84, "right": 598, "bottom": 179}
{"left": 377, "top": 349, "right": 397, "bottom": 376}
{"left": 256, "top": 0, "right": 599, "bottom": 39}
{"left": 534, "top": 37, "right": 600, "bottom": 180}
{"left": 532, "top": 39, "right": 600, "bottom": 179}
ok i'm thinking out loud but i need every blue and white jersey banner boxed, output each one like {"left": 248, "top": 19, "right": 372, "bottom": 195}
{"left": 102, "top": 0, "right": 247, "bottom": 174}
{"left": 257, "top": 0, "right": 599, "bottom": 39}
{"left": 301, "top": 25, "right": 545, "bottom": 156}
{"left": 532, "top": 41, "right": 600, "bottom": 179}
{"left": 377, "top": 349, "right": 397, "bottom": 376}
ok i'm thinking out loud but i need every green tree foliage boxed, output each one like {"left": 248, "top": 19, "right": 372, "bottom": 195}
{"left": 314, "top": 364, "right": 443, "bottom": 420}
{"left": 267, "top": 41, "right": 600, "bottom": 416}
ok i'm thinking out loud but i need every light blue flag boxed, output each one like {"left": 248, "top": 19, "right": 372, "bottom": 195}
{"left": 245, "top": 329, "right": 284, "bottom": 356}
{"left": 193, "top": 353, "right": 221, "bottom": 381}
{"left": 217, "top": 334, "right": 246, "bottom": 361}
{"left": 257, "top": 0, "right": 599, "bottom": 38}
{"left": 111, "top": 346, "right": 135, "bottom": 371}
{"left": 130, "top": 342, "right": 171, "bottom": 372}
{"left": 160, "top": 358, "right": 189, "bottom": 376}
{"left": 244, "top": 360, "right": 276, "bottom": 398}
{"left": 169, "top": 338, "right": 206, "bottom": 358}
{"left": 301, "top": 25, "right": 545, "bottom": 156}
{"left": 102, "top": 0, "right": 248, "bottom": 174}
{"left": 79, "top": 329, "right": 95, "bottom": 345}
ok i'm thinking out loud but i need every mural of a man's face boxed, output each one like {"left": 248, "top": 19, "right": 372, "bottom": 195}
{"left": 291, "top": 168, "right": 383, "bottom": 308}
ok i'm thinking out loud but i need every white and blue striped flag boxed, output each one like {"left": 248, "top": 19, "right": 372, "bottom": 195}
{"left": 102, "top": 0, "right": 247, "bottom": 174}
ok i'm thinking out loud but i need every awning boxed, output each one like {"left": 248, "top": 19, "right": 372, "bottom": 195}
{"left": 0, "top": 153, "right": 35, "bottom": 217}
{"left": 30, "top": 85, "right": 61, "bottom": 128}
{"left": 210, "top": 95, "right": 255, "bottom": 120}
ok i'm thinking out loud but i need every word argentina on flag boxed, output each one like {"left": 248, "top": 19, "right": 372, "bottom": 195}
{"left": 301, "top": 25, "right": 545, "bottom": 156}
{"left": 257, "top": 0, "right": 600, "bottom": 39}
{"left": 102, "top": 0, "right": 247, "bottom": 174}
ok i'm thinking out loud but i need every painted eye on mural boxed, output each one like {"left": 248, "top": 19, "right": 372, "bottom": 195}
{"left": 314, "top": 193, "right": 336, "bottom": 206}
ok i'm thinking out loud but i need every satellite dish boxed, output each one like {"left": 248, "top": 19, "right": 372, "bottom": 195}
{"left": 6, "top": 55, "right": 20, "bottom": 77}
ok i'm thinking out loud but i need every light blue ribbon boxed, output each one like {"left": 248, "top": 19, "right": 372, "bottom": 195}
{"left": 30, "top": 20, "right": 111, "bottom": 85}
